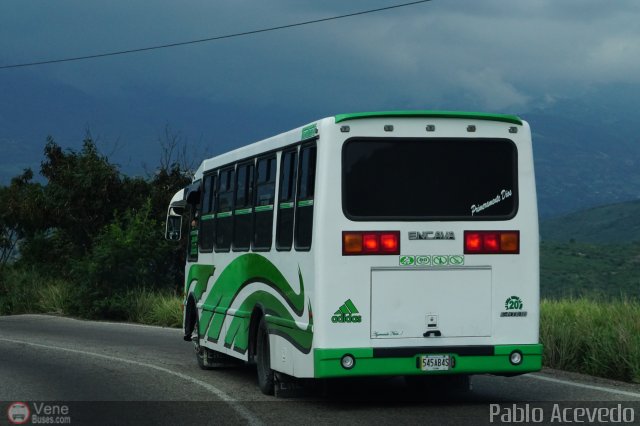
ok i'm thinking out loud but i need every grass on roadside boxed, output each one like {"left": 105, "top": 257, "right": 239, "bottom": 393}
{"left": 127, "top": 287, "right": 182, "bottom": 328}
{"left": 0, "top": 267, "right": 182, "bottom": 328}
{"left": 541, "top": 298, "right": 640, "bottom": 383}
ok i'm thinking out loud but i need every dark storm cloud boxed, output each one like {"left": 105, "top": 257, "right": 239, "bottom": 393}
{"left": 1, "top": 0, "right": 639, "bottom": 112}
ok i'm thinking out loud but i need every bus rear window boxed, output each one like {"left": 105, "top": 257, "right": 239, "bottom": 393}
{"left": 342, "top": 138, "right": 518, "bottom": 220}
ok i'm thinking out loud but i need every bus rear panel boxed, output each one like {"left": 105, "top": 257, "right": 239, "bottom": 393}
{"left": 313, "top": 113, "right": 541, "bottom": 378}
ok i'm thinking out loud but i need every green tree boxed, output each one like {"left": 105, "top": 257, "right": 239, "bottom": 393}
{"left": 72, "top": 199, "right": 176, "bottom": 318}
{"left": 3, "top": 130, "right": 193, "bottom": 319}
{"left": 39, "top": 136, "right": 124, "bottom": 253}
{"left": 0, "top": 169, "right": 44, "bottom": 269}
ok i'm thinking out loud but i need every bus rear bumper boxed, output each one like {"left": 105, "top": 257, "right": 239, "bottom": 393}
{"left": 313, "top": 344, "right": 543, "bottom": 378}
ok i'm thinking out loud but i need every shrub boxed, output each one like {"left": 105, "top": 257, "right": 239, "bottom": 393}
{"left": 0, "top": 267, "right": 45, "bottom": 315}
{"left": 71, "top": 199, "right": 178, "bottom": 318}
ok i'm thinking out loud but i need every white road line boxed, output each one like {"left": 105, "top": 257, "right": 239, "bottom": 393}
{"left": 528, "top": 373, "right": 640, "bottom": 399}
{"left": 0, "top": 337, "right": 262, "bottom": 426}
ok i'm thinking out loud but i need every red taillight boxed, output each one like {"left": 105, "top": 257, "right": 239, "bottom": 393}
{"left": 380, "top": 233, "right": 399, "bottom": 253}
{"left": 464, "top": 231, "right": 520, "bottom": 254}
{"left": 343, "top": 231, "right": 400, "bottom": 255}
{"left": 465, "top": 233, "right": 482, "bottom": 252}
{"left": 483, "top": 233, "right": 500, "bottom": 252}
{"left": 363, "top": 233, "right": 379, "bottom": 252}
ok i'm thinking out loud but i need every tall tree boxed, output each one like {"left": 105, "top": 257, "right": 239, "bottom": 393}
{"left": 39, "top": 136, "right": 123, "bottom": 253}
{"left": 0, "top": 169, "right": 44, "bottom": 269}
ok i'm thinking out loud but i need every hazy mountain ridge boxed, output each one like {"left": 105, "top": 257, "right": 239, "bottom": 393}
{"left": 540, "top": 240, "right": 640, "bottom": 300}
{"left": 539, "top": 198, "right": 640, "bottom": 299}
{"left": 0, "top": 73, "right": 321, "bottom": 183}
{"left": 541, "top": 199, "right": 640, "bottom": 244}
{"left": 527, "top": 85, "right": 640, "bottom": 217}
{"left": 2, "top": 74, "right": 639, "bottom": 218}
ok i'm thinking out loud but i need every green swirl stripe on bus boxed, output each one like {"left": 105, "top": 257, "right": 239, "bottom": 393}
{"left": 186, "top": 264, "right": 215, "bottom": 301}
{"left": 224, "top": 288, "right": 313, "bottom": 354}
{"left": 192, "top": 254, "right": 312, "bottom": 355}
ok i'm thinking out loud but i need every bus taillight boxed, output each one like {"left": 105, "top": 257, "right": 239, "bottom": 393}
{"left": 380, "top": 233, "right": 399, "bottom": 253}
{"left": 343, "top": 231, "right": 400, "bottom": 255}
{"left": 464, "top": 231, "right": 519, "bottom": 254}
{"left": 363, "top": 234, "right": 379, "bottom": 253}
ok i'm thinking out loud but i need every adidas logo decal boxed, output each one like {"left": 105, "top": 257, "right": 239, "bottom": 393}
{"left": 331, "top": 299, "right": 362, "bottom": 323}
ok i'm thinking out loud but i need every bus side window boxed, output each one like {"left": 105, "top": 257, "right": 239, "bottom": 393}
{"left": 199, "top": 173, "right": 216, "bottom": 252}
{"left": 233, "top": 161, "right": 254, "bottom": 251}
{"left": 215, "top": 167, "right": 235, "bottom": 252}
{"left": 188, "top": 204, "right": 199, "bottom": 262}
{"left": 295, "top": 143, "right": 316, "bottom": 251}
{"left": 276, "top": 149, "right": 298, "bottom": 251}
{"left": 253, "top": 156, "right": 276, "bottom": 251}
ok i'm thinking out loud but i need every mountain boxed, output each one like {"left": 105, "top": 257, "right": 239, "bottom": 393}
{"left": 0, "top": 72, "right": 320, "bottom": 183}
{"left": 540, "top": 240, "right": 640, "bottom": 300}
{"left": 540, "top": 199, "right": 640, "bottom": 244}
{"left": 1, "top": 72, "right": 640, "bottom": 218}
{"left": 539, "top": 198, "right": 640, "bottom": 299}
{"left": 525, "top": 84, "right": 640, "bottom": 218}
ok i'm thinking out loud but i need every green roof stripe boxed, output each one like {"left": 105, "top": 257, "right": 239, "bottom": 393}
{"left": 334, "top": 110, "right": 523, "bottom": 126}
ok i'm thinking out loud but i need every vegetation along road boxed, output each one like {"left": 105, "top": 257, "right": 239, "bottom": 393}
{"left": 1, "top": 315, "right": 639, "bottom": 425}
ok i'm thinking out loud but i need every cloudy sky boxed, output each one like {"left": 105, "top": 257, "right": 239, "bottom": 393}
{"left": 1, "top": 0, "right": 640, "bottom": 175}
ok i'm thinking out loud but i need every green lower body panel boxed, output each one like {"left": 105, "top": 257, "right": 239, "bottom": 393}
{"left": 314, "top": 344, "right": 543, "bottom": 378}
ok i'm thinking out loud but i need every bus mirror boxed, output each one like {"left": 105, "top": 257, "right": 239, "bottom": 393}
{"left": 165, "top": 215, "right": 183, "bottom": 241}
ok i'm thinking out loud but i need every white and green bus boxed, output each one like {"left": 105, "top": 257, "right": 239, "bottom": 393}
{"left": 165, "top": 111, "right": 542, "bottom": 395}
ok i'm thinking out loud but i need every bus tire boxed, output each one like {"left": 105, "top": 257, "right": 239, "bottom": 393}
{"left": 256, "top": 316, "right": 275, "bottom": 395}
{"left": 196, "top": 347, "right": 214, "bottom": 370}
{"left": 194, "top": 318, "right": 214, "bottom": 370}
{"left": 194, "top": 317, "right": 237, "bottom": 369}
{"left": 183, "top": 296, "right": 197, "bottom": 341}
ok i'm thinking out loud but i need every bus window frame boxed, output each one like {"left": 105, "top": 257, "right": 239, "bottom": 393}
{"left": 252, "top": 154, "right": 277, "bottom": 252}
{"left": 276, "top": 147, "right": 299, "bottom": 252}
{"left": 214, "top": 166, "right": 236, "bottom": 253}
{"left": 232, "top": 160, "right": 255, "bottom": 252}
{"left": 294, "top": 141, "right": 317, "bottom": 251}
{"left": 198, "top": 171, "right": 217, "bottom": 253}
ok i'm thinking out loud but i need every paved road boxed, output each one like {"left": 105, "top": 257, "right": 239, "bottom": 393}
{"left": 1, "top": 315, "right": 639, "bottom": 425}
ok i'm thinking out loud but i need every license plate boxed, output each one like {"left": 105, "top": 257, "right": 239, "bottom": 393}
{"left": 419, "top": 354, "right": 451, "bottom": 371}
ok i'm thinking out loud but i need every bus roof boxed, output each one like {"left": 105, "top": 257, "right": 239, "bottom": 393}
{"left": 334, "top": 110, "right": 523, "bottom": 126}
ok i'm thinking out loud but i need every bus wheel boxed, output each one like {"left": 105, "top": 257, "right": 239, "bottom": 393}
{"left": 196, "top": 347, "right": 215, "bottom": 370}
{"left": 194, "top": 318, "right": 237, "bottom": 369}
{"left": 256, "top": 317, "right": 274, "bottom": 395}
{"left": 194, "top": 318, "right": 214, "bottom": 370}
